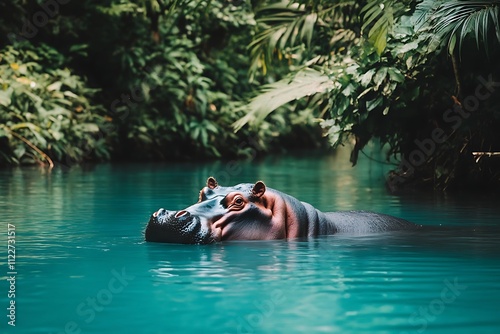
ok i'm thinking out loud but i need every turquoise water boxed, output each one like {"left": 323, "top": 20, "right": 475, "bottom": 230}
{"left": 1, "top": 150, "right": 500, "bottom": 333}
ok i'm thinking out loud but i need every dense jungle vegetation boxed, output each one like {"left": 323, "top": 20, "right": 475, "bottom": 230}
{"left": 1, "top": 0, "right": 500, "bottom": 190}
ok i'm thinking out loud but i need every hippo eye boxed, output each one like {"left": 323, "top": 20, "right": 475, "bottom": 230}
{"left": 227, "top": 195, "right": 245, "bottom": 210}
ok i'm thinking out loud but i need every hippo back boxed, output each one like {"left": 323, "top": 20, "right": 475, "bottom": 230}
{"left": 323, "top": 211, "right": 419, "bottom": 234}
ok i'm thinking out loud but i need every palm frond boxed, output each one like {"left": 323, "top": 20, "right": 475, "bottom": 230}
{"left": 233, "top": 68, "right": 333, "bottom": 131}
{"left": 248, "top": 2, "right": 316, "bottom": 75}
{"left": 431, "top": 0, "right": 500, "bottom": 55}
{"left": 412, "top": 0, "right": 445, "bottom": 31}
{"left": 248, "top": 1, "right": 355, "bottom": 77}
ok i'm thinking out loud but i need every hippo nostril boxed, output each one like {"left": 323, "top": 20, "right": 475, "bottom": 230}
{"left": 175, "top": 210, "right": 188, "bottom": 218}
{"left": 153, "top": 208, "right": 167, "bottom": 218}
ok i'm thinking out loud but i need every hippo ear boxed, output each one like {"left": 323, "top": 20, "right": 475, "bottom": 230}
{"left": 207, "top": 177, "right": 218, "bottom": 189}
{"left": 251, "top": 181, "right": 266, "bottom": 198}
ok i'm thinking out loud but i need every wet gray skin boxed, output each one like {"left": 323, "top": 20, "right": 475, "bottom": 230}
{"left": 145, "top": 178, "right": 419, "bottom": 244}
{"left": 145, "top": 208, "right": 218, "bottom": 244}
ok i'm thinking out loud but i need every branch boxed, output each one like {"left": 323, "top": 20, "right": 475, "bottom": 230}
{"left": 8, "top": 130, "right": 54, "bottom": 168}
{"left": 451, "top": 52, "right": 461, "bottom": 97}
{"left": 472, "top": 151, "right": 500, "bottom": 163}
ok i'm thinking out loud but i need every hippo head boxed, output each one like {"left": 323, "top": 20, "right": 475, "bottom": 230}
{"left": 145, "top": 177, "right": 277, "bottom": 244}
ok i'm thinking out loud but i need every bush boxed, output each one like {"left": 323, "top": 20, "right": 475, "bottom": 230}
{"left": 0, "top": 0, "right": 327, "bottom": 166}
{"left": 236, "top": 0, "right": 500, "bottom": 190}
{"left": 0, "top": 43, "right": 111, "bottom": 166}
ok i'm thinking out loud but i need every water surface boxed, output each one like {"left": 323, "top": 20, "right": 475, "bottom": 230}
{"left": 1, "top": 149, "right": 499, "bottom": 333}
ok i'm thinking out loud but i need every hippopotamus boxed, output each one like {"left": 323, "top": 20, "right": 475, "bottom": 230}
{"left": 145, "top": 177, "right": 419, "bottom": 244}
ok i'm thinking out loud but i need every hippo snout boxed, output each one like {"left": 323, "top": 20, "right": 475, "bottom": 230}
{"left": 146, "top": 207, "right": 218, "bottom": 244}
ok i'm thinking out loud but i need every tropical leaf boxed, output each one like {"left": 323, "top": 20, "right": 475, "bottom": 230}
{"left": 361, "top": 0, "right": 410, "bottom": 54}
{"left": 233, "top": 69, "right": 333, "bottom": 131}
{"left": 248, "top": 1, "right": 355, "bottom": 76}
{"left": 249, "top": 2, "right": 317, "bottom": 75}
{"left": 430, "top": 0, "right": 500, "bottom": 56}
{"left": 412, "top": 0, "right": 444, "bottom": 31}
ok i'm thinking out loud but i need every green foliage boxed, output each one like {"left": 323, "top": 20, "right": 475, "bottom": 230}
{"left": 3, "top": 0, "right": 498, "bottom": 190}
{"left": 233, "top": 68, "right": 334, "bottom": 131}
{"left": 111, "top": 0, "right": 274, "bottom": 159}
{"left": 0, "top": 0, "right": 326, "bottom": 165}
{"left": 427, "top": 0, "right": 500, "bottom": 55}
{"left": 361, "top": 0, "right": 412, "bottom": 54}
{"left": 248, "top": 1, "right": 320, "bottom": 77}
{"left": 0, "top": 43, "right": 110, "bottom": 166}
{"left": 239, "top": 0, "right": 500, "bottom": 189}
{"left": 248, "top": 0, "right": 358, "bottom": 78}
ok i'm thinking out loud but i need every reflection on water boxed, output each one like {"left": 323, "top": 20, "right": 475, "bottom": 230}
{"left": 0, "top": 149, "right": 499, "bottom": 333}
{"left": 143, "top": 230, "right": 500, "bottom": 334}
